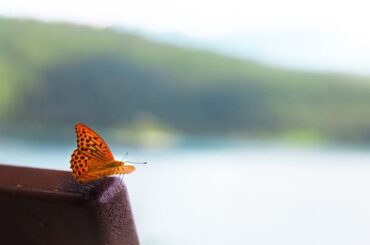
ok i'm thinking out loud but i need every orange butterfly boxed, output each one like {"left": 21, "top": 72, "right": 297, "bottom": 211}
{"left": 70, "top": 123, "right": 135, "bottom": 183}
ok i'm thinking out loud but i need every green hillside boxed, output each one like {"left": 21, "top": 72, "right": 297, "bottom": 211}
{"left": 1, "top": 17, "right": 370, "bottom": 143}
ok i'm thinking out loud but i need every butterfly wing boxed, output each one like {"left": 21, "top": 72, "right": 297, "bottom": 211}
{"left": 70, "top": 149, "right": 98, "bottom": 182}
{"left": 75, "top": 123, "right": 114, "bottom": 162}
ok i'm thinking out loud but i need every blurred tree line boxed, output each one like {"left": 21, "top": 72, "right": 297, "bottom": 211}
{"left": 1, "top": 18, "right": 370, "bottom": 143}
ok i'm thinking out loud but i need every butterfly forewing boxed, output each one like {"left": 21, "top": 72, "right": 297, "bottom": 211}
{"left": 75, "top": 123, "right": 114, "bottom": 161}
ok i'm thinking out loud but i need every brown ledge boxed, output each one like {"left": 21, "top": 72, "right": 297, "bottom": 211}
{"left": 0, "top": 164, "right": 139, "bottom": 245}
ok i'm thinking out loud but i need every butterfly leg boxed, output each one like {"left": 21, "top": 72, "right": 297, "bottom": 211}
{"left": 117, "top": 173, "right": 122, "bottom": 184}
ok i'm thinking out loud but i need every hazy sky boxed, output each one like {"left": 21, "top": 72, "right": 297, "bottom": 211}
{"left": 1, "top": 0, "right": 370, "bottom": 74}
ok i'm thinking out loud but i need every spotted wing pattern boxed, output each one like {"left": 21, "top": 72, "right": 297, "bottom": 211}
{"left": 70, "top": 149, "right": 97, "bottom": 182}
{"left": 75, "top": 123, "right": 114, "bottom": 162}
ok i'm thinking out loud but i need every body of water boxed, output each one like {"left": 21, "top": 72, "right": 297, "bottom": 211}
{"left": 1, "top": 140, "right": 370, "bottom": 244}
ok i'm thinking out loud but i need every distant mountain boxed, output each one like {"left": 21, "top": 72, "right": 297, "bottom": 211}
{"left": 1, "top": 17, "right": 370, "bottom": 143}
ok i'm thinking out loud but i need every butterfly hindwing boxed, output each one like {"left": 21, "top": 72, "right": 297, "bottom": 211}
{"left": 70, "top": 149, "right": 91, "bottom": 180}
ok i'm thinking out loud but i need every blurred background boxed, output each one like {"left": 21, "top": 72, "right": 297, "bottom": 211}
{"left": 1, "top": 0, "right": 370, "bottom": 244}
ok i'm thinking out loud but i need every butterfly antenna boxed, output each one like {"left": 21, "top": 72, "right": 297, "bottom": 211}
{"left": 126, "top": 161, "right": 148, "bottom": 165}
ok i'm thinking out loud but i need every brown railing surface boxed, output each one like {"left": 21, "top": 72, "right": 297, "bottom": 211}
{"left": 0, "top": 164, "right": 139, "bottom": 245}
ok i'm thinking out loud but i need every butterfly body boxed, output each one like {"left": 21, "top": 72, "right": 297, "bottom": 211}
{"left": 70, "top": 123, "right": 135, "bottom": 183}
